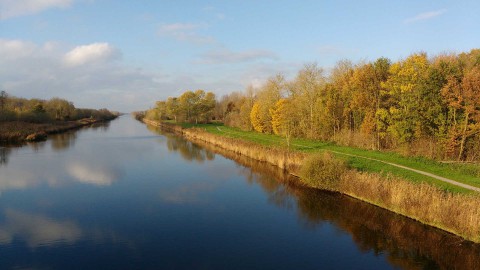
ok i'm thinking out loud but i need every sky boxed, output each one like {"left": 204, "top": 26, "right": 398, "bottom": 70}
{"left": 1, "top": 0, "right": 479, "bottom": 112}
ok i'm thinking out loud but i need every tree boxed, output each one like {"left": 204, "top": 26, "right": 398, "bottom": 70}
{"left": 442, "top": 66, "right": 480, "bottom": 160}
{"left": 166, "top": 97, "right": 181, "bottom": 122}
{"left": 197, "top": 91, "right": 216, "bottom": 123}
{"left": 45, "top": 98, "right": 75, "bottom": 120}
{"left": 250, "top": 102, "right": 264, "bottom": 133}
{"left": 383, "top": 53, "right": 430, "bottom": 144}
{"left": 0, "top": 90, "right": 7, "bottom": 111}
{"left": 270, "top": 98, "right": 296, "bottom": 147}
{"left": 290, "top": 63, "right": 326, "bottom": 138}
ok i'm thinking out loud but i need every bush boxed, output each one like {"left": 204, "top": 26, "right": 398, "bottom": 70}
{"left": 300, "top": 152, "right": 348, "bottom": 191}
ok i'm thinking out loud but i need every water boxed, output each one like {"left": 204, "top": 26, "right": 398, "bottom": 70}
{"left": 0, "top": 116, "right": 479, "bottom": 270}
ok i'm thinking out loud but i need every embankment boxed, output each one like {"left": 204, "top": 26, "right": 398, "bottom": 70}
{"left": 142, "top": 119, "right": 480, "bottom": 243}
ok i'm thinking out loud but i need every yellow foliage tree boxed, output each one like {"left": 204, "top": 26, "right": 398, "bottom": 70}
{"left": 250, "top": 102, "right": 264, "bottom": 133}
{"left": 270, "top": 99, "right": 296, "bottom": 147}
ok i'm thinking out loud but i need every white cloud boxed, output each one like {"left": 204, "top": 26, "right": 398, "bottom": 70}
{"left": 158, "top": 22, "right": 215, "bottom": 44}
{"left": 197, "top": 48, "right": 278, "bottom": 64}
{"left": 404, "top": 9, "right": 447, "bottom": 24}
{"left": 0, "top": 0, "right": 73, "bottom": 20}
{"left": 0, "top": 39, "right": 36, "bottom": 59}
{"left": 64, "top": 42, "right": 118, "bottom": 66}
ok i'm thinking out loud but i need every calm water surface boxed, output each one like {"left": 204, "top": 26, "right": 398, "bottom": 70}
{"left": 0, "top": 116, "right": 479, "bottom": 269}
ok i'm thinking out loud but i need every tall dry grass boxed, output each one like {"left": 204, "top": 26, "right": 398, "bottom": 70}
{"left": 183, "top": 128, "right": 305, "bottom": 173}
{"left": 339, "top": 171, "right": 480, "bottom": 242}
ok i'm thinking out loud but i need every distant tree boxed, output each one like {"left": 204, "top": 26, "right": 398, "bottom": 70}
{"left": 166, "top": 97, "right": 181, "bottom": 122}
{"left": 45, "top": 98, "right": 75, "bottom": 120}
{"left": 0, "top": 90, "right": 7, "bottom": 111}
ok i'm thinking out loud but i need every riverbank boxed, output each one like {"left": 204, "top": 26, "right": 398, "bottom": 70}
{"left": 0, "top": 117, "right": 117, "bottom": 143}
{"left": 142, "top": 118, "right": 480, "bottom": 243}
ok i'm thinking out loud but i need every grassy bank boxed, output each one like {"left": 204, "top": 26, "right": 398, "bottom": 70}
{"left": 0, "top": 117, "right": 116, "bottom": 143}
{"left": 143, "top": 119, "right": 480, "bottom": 243}
{"left": 172, "top": 122, "right": 480, "bottom": 193}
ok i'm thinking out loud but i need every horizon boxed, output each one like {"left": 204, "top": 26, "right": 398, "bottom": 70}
{"left": 1, "top": 0, "right": 479, "bottom": 112}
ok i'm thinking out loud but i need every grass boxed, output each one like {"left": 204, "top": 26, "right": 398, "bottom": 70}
{"left": 180, "top": 122, "right": 480, "bottom": 193}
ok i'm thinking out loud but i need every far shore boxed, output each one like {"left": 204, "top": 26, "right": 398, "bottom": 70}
{"left": 0, "top": 117, "right": 117, "bottom": 143}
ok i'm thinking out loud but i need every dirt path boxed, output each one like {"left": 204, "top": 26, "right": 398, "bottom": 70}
{"left": 216, "top": 127, "right": 480, "bottom": 192}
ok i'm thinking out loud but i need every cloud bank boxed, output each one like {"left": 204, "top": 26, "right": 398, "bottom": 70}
{"left": 0, "top": 39, "right": 163, "bottom": 111}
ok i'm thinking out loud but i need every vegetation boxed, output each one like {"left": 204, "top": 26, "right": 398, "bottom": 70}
{"left": 214, "top": 49, "right": 480, "bottom": 162}
{"left": 144, "top": 89, "right": 216, "bottom": 124}
{"left": 0, "top": 92, "right": 118, "bottom": 142}
{"left": 300, "top": 152, "right": 348, "bottom": 190}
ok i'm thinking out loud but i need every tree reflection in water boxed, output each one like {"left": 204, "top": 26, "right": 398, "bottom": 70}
{"left": 50, "top": 132, "right": 77, "bottom": 151}
{"left": 0, "top": 147, "right": 11, "bottom": 166}
{"left": 148, "top": 125, "right": 215, "bottom": 163}
{"left": 176, "top": 132, "right": 480, "bottom": 270}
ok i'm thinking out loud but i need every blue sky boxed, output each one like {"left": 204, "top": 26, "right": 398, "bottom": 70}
{"left": 1, "top": 0, "right": 479, "bottom": 111}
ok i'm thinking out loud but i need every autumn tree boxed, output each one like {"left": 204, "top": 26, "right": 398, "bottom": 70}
{"left": 270, "top": 98, "right": 297, "bottom": 147}
{"left": 289, "top": 63, "right": 326, "bottom": 138}
{"left": 250, "top": 102, "right": 264, "bottom": 133}
{"left": 383, "top": 53, "right": 430, "bottom": 144}
{"left": 442, "top": 66, "right": 480, "bottom": 160}
{"left": 166, "top": 97, "right": 181, "bottom": 122}
{"left": 45, "top": 98, "right": 75, "bottom": 120}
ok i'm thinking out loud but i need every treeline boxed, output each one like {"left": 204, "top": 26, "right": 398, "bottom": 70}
{"left": 214, "top": 49, "right": 480, "bottom": 161}
{"left": 0, "top": 91, "right": 118, "bottom": 122}
{"left": 144, "top": 49, "right": 480, "bottom": 161}
{"left": 145, "top": 89, "right": 216, "bottom": 124}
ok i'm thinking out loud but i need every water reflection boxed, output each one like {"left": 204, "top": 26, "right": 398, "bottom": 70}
{"left": 0, "top": 208, "right": 82, "bottom": 247}
{"left": 0, "top": 126, "right": 124, "bottom": 194}
{"left": 158, "top": 181, "right": 221, "bottom": 204}
{"left": 185, "top": 132, "right": 480, "bottom": 270}
{"left": 67, "top": 161, "right": 120, "bottom": 186}
{"left": 148, "top": 126, "right": 215, "bottom": 163}
{"left": 0, "top": 147, "right": 11, "bottom": 166}
{"left": 50, "top": 132, "right": 77, "bottom": 151}
{"left": 90, "top": 121, "right": 111, "bottom": 131}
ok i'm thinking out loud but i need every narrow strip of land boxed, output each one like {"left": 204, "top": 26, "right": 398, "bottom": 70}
{"left": 216, "top": 126, "right": 480, "bottom": 192}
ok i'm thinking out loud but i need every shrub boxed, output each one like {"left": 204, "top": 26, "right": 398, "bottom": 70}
{"left": 300, "top": 152, "right": 348, "bottom": 191}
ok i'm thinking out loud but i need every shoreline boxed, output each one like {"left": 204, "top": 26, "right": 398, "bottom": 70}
{"left": 142, "top": 118, "right": 480, "bottom": 243}
{"left": 0, "top": 117, "right": 118, "bottom": 143}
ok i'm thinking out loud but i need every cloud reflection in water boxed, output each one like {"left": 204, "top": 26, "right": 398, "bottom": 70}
{"left": 0, "top": 209, "right": 82, "bottom": 247}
